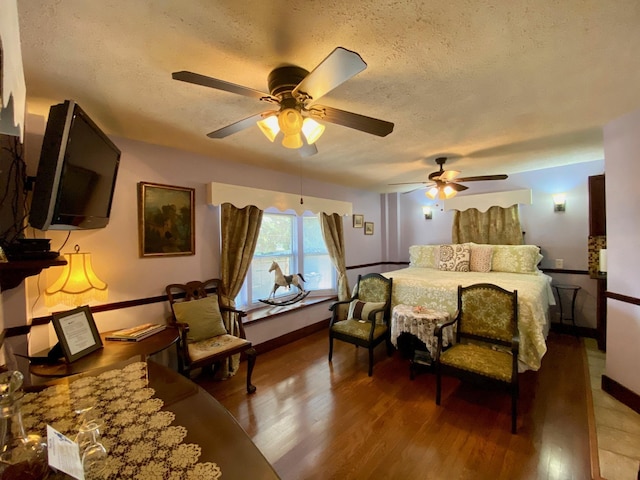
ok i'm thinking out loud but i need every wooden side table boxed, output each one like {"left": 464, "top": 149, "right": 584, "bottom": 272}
{"left": 29, "top": 326, "right": 180, "bottom": 377}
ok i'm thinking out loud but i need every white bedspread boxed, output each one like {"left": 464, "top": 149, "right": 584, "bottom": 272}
{"left": 383, "top": 267, "right": 555, "bottom": 371}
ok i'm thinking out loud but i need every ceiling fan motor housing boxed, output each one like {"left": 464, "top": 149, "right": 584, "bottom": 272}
{"left": 268, "top": 65, "right": 309, "bottom": 98}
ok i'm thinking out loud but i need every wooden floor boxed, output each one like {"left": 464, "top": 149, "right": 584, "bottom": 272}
{"left": 195, "top": 330, "right": 592, "bottom": 480}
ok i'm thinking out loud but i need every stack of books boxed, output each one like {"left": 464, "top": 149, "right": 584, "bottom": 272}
{"left": 105, "top": 323, "right": 166, "bottom": 342}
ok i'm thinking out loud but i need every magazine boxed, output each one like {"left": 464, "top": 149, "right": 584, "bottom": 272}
{"left": 105, "top": 323, "right": 166, "bottom": 342}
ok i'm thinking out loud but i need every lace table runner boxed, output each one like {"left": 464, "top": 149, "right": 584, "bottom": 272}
{"left": 21, "top": 362, "right": 222, "bottom": 480}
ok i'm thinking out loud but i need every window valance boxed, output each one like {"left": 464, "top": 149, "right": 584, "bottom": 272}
{"left": 444, "top": 189, "right": 532, "bottom": 212}
{"left": 207, "top": 182, "right": 353, "bottom": 216}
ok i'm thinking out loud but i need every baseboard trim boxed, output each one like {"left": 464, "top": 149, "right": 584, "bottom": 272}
{"left": 253, "top": 318, "right": 330, "bottom": 355}
{"left": 549, "top": 323, "right": 598, "bottom": 339}
{"left": 601, "top": 374, "right": 640, "bottom": 415}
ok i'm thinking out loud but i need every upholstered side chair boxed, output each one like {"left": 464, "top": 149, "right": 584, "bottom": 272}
{"left": 166, "top": 278, "right": 257, "bottom": 394}
{"left": 434, "top": 283, "right": 520, "bottom": 433}
{"left": 328, "top": 273, "right": 393, "bottom": 376}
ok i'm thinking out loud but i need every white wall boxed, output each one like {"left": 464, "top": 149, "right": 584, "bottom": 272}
{"left": 603, "top": 108, "right": 640, "bottom": 396}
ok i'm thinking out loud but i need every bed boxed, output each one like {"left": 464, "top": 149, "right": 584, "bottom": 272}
{"left": 383, "top": 243, "right": 555, "bottom": 372}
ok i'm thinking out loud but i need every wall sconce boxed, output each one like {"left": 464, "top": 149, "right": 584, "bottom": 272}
{"left": 553, "top": 194, "right": 566, "bottom": 212}
{"left": 422, "top": 206, "right": 433, "bottom": 220}
{"left": 45, "top": 245, "right": 108, "bottom": 307}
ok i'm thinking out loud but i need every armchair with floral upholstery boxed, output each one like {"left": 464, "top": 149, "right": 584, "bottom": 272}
{"left": 328, "top": 273, "right": 393, "bottom": 376}
{"left": 434, "top": 283, "right": 520, "bottom": 433}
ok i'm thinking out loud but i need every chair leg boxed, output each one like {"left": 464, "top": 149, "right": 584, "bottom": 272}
{"left": 511, "top": 388, "right": 518, "bottom": 434}
{"left": 246, "top": 348, "right": 257, "bottom": 394}
{"left": 368, "top": 348, "right": 374, "bottom": 376}
{"left": 328, "top": 336, "right": 334, "bottom": 362}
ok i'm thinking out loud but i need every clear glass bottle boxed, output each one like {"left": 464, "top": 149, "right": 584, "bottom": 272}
{"left": 0, "top": 371, "right": 49, "bottom": 480}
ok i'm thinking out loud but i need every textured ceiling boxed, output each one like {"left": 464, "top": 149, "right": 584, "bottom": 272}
{"left": 17, "top": 1, "right": 640, "bottom": 193}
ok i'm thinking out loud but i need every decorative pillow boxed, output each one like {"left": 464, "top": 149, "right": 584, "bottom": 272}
{"left": 409, "top": 245, "right": 440, "bottom": 269}
{"left": 172, "top": 295, "right": 227, "bottom": 342}
{"left": 347, "top": 300, "right": 386, "bottom": 324}
{"left": 438, "top": 244, "right": 470, "bottom": 272}
{"left": 491, "top": 245, "right": 541, "bottom": 273}
{"left": 470, "top": 244, "right": 493, "bottom": 272}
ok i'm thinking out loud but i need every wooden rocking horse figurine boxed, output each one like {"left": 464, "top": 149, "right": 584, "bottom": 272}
{"left": 268, "top": 261, "right": 306, "bottom": 298}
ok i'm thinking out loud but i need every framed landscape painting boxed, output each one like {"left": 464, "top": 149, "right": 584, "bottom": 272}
{"left": 353, "top": 214, "right": 364, "bottom": 228}
{"left": 364, "top": 222, "right": 374, "bottom": 235}
{"left": 138, "top": 182, "right": 195, "bottom": 257}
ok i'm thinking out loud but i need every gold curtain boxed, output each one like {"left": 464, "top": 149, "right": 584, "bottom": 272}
{"left": 320, "top": 212, "right": 350, "bottom": 301}
{"left": 219, "top": 202, "right": 263, "bottom": 376}
{"left": 452, "top": 205, "right": 523, "bottom": 245}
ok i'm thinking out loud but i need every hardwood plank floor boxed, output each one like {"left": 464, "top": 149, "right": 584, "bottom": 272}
{"left": 195, "top": 331, "right": 592, "bottom": 480}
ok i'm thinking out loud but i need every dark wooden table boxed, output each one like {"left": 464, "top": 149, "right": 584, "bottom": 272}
{"left": 33, "top": 359, "right": 280, "bottom": 479}
{"left": 29, "top": 326, "right": 180, "bottom": 377}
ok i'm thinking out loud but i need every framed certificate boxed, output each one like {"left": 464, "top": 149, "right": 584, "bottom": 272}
{"left": 52, "top": 306, "right": 103, "bottom": 362}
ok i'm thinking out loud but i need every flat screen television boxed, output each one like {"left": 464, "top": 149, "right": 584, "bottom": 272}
{"left": 29, "top": 100, "right": 121, "bottom": 230}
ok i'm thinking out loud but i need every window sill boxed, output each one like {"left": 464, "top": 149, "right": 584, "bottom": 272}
{"left": 244, "top": 295, "right": 337, "bottom": 324}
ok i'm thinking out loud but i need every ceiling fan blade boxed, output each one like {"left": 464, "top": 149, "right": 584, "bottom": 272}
{"left": 450, "top": 183, "right": 469, "bottom": 192}
{"left": 456, "top": 174, "right": 509, "bottom": 182}
{"left": 292, "top": 47, "right": 367, "bottom": 102}
{"left": 206, "top": 112, "right": 268, "bottom": 138}
{"left": 437, "top": 170, "right": 461, "bottom": 182}
{"left": 309, "top": 105, "right": 394, "bottom": 137}
{"left": 172, "top": 71, "right": 276, "bottom": 101}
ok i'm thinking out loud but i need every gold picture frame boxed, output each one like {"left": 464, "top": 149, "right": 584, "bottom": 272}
{"left": 364, "top": 222, "right": 374, "bottom": 235}
{"left": 138, "top": 182, "right": 195, "bottom": 257}
{"left": 353, "top": 214, "right": 364, "bottom": 228}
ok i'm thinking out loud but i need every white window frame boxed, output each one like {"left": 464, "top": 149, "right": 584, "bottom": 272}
{"left": 236, "top": 210, "right": 336, "bottom": 309}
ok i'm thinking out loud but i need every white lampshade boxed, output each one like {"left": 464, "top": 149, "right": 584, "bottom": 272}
{"left": 45, "top": 250, "right": 108, "bottom": 307}
{"left": 301, "top": 117, "right": 325, "bottom": 144}
{"left": 257, "top": 115, "right": 280, "bottom": 142}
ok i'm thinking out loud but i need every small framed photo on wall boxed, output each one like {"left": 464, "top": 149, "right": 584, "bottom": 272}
{"left": 364, "top": 222, "right": 374, "bottom": 235}
{"left": 353, "top": 214, "right": 364, "bottom": 228}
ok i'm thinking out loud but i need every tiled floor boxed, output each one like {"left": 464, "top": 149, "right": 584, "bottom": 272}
{"left": 585, "top": 338, "right": 640, "bottom": 480}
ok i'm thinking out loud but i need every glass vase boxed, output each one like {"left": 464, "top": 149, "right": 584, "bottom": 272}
{"left": 0, "top": 371, "right": 49, "bottom": 480}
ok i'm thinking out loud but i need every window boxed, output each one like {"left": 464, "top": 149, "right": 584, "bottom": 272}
{"left": 237, "top": 211, "right": 336, "bottom": 308}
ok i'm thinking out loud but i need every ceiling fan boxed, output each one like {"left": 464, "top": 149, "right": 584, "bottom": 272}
{"left": 172, "top": 47, "right": 394, "bottom": 156}
{"left": 390, "top": 157, "right": 508, "bottom": 199}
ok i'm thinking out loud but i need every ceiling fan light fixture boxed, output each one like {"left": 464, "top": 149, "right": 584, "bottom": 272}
{"left": 425, "top": 186, "right": 439, "bottom": 200}
{"left": 278, "top": 108, "right": 303, "bottom": 135}
{"left": 301, "top": 117, "right": 325, "bottom": 144}
{"left": 257, "top": 115, "right": 280, "bottom": 142}
{"left": 441, "top": 185, "right": 457, "bottom": 199}
{"left": 282, "top": 132, "right": 303, "bottom": 149}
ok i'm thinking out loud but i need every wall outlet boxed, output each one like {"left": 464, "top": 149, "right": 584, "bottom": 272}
{"left": 555, "top": 259, "right": 564, "bottom": 269}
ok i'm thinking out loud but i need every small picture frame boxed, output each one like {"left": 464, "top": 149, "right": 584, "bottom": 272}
{"left": 52, "top": 306, "right": 103, "bottom": 363}
{"left": 353, "top": 214, "right": 364, "bottom": 228}
{"left": 364, "top": 222, "right": 374, "bottom": 235}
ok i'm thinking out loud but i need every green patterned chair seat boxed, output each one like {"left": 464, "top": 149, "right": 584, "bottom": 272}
{"left": 331, "top": 320, "right": 388, "bottom": 341}
{"left": 440, "top": 343, "right": 512, "bottom": 382}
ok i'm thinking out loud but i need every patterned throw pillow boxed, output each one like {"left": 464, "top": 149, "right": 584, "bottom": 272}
{"left": 409, "top": 245, "right": 440, "bottom": 268}
{"left": 438, "top": 244, "right": 470, "bottom": 272}
{"left": 470, "top": 244, "right": 493, "bottom": 272}
{"left": 491, "top": 245, "right": 541, "bottom": 273}
{"left": 347, "top": 300, "right": 386, "bottom": 324}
